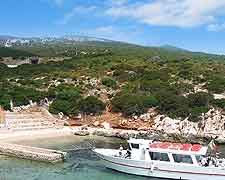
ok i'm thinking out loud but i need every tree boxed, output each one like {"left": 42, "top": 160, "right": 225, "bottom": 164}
{"left": 0, "top": 95, "right": 11, "bottom": 110}
{"left": 156, "top": 90, "right": 189, "bottom": 118}
{"left": 49, "top": 99, "right": 79, "bottom": 116}
{"left": 111, "top": 94, "right": 158, "bottom": 117}
{"left": 112, "top": 94, "right": 145, "bottom": 116}
{"left": 187, "top": 92, "right": 213, "bottom": 107}
{"left": 57, "top": 90, "right": 81, "bottom": 100}
{"left": 185, "top": 92, "right": 213, "bottom": 122}
{"left": 78, "top": 96, "right": 105, "bottom": 115}
{"left": 48, "top": 84, "right": 82, "bottom": 117}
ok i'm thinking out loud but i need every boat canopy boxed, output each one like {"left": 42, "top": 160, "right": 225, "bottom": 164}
{"left": 149, "top": 142, "right": 208, "bottom": 155}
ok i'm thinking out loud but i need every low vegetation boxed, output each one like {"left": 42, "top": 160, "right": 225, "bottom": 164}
{"left": 0, "top": 47, "right": 34, "bottom": 58}
{"left": 1, "top": 43, "right": 225, "bottom": 122}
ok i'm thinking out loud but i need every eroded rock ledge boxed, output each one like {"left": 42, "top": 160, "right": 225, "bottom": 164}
{"left": 71, "top": 126, "right": 225, "bottom": 145}
{"left": 70, "top": 108, "right": 225, "bottom": 144}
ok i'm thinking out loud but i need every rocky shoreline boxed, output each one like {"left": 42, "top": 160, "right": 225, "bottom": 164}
{"left": 70, "top": 126, "right": 225, "bottom": 145}
{"left": 68, "top": 107, "right": 225, "bottom": 145}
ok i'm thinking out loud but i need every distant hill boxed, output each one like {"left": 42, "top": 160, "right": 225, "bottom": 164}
{"left": 0, "top": 35, "right": 115, "bottom": 48}
{"left": 0, "top": 47, "right": 35, "bottom": 58}
{"left": 0, "top": 35, "right": 225, "bottom": 62}
{"left": 160, "top": 45, "right": 190, "bottom": 52}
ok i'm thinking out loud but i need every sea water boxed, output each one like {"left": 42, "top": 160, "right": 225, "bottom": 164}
{"left": 0, "top": 135, "right": 224, "bottom": 180}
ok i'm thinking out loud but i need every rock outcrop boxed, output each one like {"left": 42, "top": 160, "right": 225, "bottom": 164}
{"left": 152, "top": 108, "right": 225, "bottom": 143}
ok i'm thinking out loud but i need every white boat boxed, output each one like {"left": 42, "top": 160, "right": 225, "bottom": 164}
{"left": 93, "top": 138, "right": 225, "bottom": 180}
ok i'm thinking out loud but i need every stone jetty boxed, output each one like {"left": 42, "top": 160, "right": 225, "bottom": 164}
{"left": 0, "top": 143, "right": 67, "bottom": 163}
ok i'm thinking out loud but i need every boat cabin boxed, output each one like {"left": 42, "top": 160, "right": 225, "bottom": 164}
{"left": 127, "top": 139, "right": 208, "bottom": 166}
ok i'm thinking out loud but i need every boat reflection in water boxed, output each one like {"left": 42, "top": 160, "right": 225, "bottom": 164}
{"left": 93, "top": 138, "right": 225, "bottom": 180}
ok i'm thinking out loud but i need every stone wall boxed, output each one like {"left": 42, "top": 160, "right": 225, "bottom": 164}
{"left": 0, "top": 143, "right": 66, "bottom": 163}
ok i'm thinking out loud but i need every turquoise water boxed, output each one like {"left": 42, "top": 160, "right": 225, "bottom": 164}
{"left": 2, "top": 135, "right": 224, "bottom": 180}
{"left": 0, "top": 136, "right": 161, "bottom": 180}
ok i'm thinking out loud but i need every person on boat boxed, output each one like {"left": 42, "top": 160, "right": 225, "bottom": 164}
{"left": 200, "top": 156, "right": 208, "bottom": 166}
{"left": 207, "top": 156, "right": 218, "bottom": 167}
{"left": 119, "top": 145, "right": 123, "bottom": 156}
{"left": 125, "top": 149, "right": 131, "bottom": 159}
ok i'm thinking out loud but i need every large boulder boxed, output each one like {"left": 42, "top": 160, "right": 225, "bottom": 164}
{"left": 93, "top": 121, "right": 100, "bottom": 127}
{"left": 101, "top": 122, "right": 111, "bottom": 129}
{"left": 74, "top": 130, "right": 90, "bottom": 136}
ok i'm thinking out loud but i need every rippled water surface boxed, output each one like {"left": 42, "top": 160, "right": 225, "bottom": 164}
{"left": 1, "top": 135, "right": 225, "bottom": 180}
{"left": 0, "top": 135, "right": 160, "bottom": 180}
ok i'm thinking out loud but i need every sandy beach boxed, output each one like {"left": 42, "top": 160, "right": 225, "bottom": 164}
{"left": 0, "top": 127, "right": 74, "bottom": 143}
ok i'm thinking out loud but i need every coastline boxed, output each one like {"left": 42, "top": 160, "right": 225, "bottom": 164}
{"left": 1, "top": 126, "right": 225, "bottom": 145}
{"left": 69, "top": 126, "right": 225, "bottom": 145}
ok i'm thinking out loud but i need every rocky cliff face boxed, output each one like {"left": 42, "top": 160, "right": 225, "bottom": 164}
{"left": 152, "top": 108, "right": 225, "bottom": 142}
{"left": 67, "top": 106, "right": 225, "bottom": 142}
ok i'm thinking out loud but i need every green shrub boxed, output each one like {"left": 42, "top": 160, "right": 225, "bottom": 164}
{"left": 57, "top": 90, "right": 81, "bottom": 100}
{"left": 187, "top": 92, "right": 213, "bottom": 107}
{"left": 174, "top": 82, "right": 194, "bottom": 94}
{"left": 112, "top": 94, "right": 145, "bottom": 116}
{"left": 101, "top": 77, "right": 117, "bottom": 88}
{"left": 78, "top": 96, "right": 105, "bottom": 115}
{"left": 111, "top": 94, "right": 158, "bottom": 117}
{"left": 113, "top": 69, "right": 131, "bottom": 81}
{"left": 212, "top": 99, "right": 225, "bottom": 110}
{"left": 207, "top": 77, "right": 225, "bottom": 93}
{"left": 0, "top": 95, "right": 11, "bottom": 110}
{"left": 142, "top": 96, "right": 159, "bottom": 107}
{"left": 185, "top": 92, "right": 212, "bottom": 122}
{"left": 189, "top": 106, "right": 209, "bottom": 122}
{"left": 48, "top": 84, "right": 82, "bottom": 116}
{"left": 50, "top": 84, "right": 81, "bottom": 99}
{"left": 139, "top": 80, "right": 167, "bottom": 93}
{"left": 141, "top": 69, "right": 169, "bottom": 81}
{"left": 156, "top": 90, "right": 189, "bottom": 118}
{"left": 49, "top": 99, "right": 79, "bottom": 116}
{"left": 8, "top": 87, "right": 45, "bottom": 106}
{"left": 13, "top": 94, "right": 30, "bottom": 106}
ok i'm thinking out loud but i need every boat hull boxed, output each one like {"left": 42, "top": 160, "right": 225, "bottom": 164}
{"left": 94, "top": 149, "right": 225, "bottom": 180}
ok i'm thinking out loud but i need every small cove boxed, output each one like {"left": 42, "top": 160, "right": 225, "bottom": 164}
{"left": 1, "top": 135, "right": 225, "bottom": 180}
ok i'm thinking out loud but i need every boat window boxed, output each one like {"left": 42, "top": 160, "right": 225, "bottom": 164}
{"left": 149, "top": 152, "right": 170, "bottom": 162}
{"left": 131, "top": 143, "right": 139, "bottom": 149}
{"left": 150, "top": 152, "right": 160, "bottom": 160}
{"left": 160, "top": 153, "right": 170, "bottom": 162}
{"left": 172, "top": 154, "right": 193, "bottom": 164}
{"left": 195, "top": 155, "right": 202, "bottom": 163}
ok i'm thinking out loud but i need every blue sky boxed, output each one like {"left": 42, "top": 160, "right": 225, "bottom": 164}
{"left": 1, "top": 0, "right": 225, "bottom": 54}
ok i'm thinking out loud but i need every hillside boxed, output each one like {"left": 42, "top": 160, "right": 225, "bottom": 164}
{"left": 0, "top": 36, "right": 225, "bottom": 134}
{"left": 1, "top": 35, "right": 225, "bottom": 61}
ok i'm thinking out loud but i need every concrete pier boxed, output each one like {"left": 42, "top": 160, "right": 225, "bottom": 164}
{"left": 0, "top": 143, "right": 67, "bottom": 163}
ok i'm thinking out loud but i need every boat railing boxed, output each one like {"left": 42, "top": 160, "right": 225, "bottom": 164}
{"left": 198, "top": 156, "right": 225, "bottom": 168}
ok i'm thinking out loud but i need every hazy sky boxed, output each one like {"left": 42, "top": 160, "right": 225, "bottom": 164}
{"left": 1, "top": 0, "right": 225, "bottom": 54}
